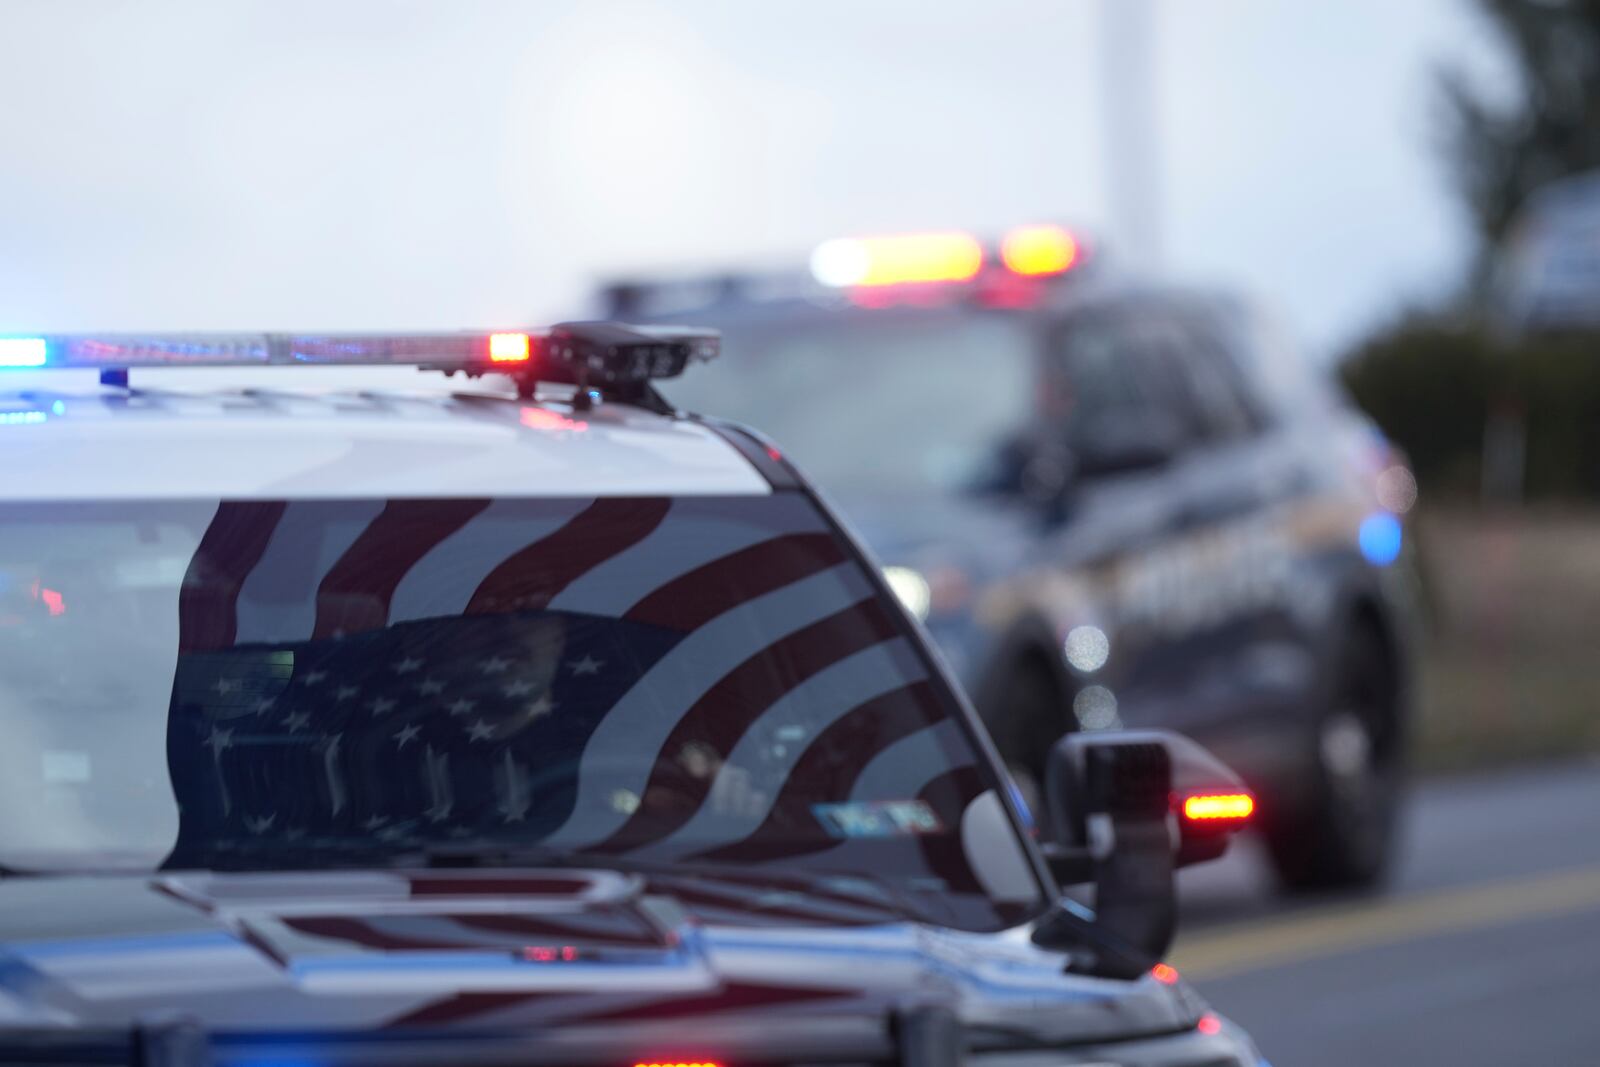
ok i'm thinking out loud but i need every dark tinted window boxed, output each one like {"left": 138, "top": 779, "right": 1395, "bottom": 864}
{"left": 1046, "top": 314, "right": 1149, "bottom": 426}
{"left": 1168, "top": 314, "right": 1263, "bottom": 440}
{"left": 1045, "top": 311, "right": 1197, "bottom": 465}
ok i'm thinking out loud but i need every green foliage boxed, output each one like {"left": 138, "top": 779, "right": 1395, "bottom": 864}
{"left": 1341, "top": 321, "right": 1497, "bottom": 495}
{"left": 1438, "top": 0, "right": 1600, "bottom": 270}
{"left": 1511, "top": 334, "right": 1600, "bottom": 496}
{"left": 1340, "top": 319, "right": 1600, "bottom": 499}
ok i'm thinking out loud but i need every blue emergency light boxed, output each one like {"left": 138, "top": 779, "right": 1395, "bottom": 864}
{"left": 0, "top": 338, "right": 48, "bottom": 368}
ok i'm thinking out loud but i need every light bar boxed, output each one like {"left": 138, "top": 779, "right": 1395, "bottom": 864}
{"left": 1001, "top": 224, "right": 1080, "bottom": 276}
{"left": 0, "top": 324, "right": 719, "bottom": 391}
{"left": 488, "top": 331, "right": 532, "bottom": 363}
{"left": 1181, "top": 793, "right": 1255, "bottom": 822}
{"left": 810, "top": 232, "right": 984, "bottom": 288}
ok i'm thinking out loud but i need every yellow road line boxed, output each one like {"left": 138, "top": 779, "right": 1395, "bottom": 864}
{"left": 1169, "top": 864, "right": 1600, "bottom": 980}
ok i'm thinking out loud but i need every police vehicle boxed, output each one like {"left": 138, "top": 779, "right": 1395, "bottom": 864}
{"left": 0, "top": 325, "right": 1266, "bottom": 1066}
{"left": 603, "top": 228, "right": 1422, "bottom": 891}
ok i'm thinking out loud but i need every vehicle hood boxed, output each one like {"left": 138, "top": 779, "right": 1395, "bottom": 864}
{"left": 0, "top": 869, "right": 1201, "bottom": 1061}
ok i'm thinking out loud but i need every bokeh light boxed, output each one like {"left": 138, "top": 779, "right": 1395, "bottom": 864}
{"left": 1064, "top": 624, "right": 1110, "bottom": 672}
{"left": 1376, "top": 465, "right": 1418, "bottom": 514}
{"left": 1358, "top": 512, "right": 1404, "bottom": 566}
{"left": 1074, "top": 685, "right": 1120, "bottom": 730}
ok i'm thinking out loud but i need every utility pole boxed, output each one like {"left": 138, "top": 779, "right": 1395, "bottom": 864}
{"left": 1099, "top": 0, "right": 1164, "bottom": 274}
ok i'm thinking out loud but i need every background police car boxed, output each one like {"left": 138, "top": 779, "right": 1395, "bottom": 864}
{"left": 608, "top": 227, "right": 1424, "bottom": 893}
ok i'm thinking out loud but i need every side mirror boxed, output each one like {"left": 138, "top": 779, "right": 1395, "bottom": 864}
{"left": 1032, "top": 729, "right": 1253, "bottom": 974}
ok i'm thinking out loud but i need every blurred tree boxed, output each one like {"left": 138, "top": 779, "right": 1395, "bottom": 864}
{"left": 1439, "top": 0, "right": 1600, "bottom": 276}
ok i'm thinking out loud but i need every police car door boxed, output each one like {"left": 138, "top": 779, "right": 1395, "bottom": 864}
{"left": 1118, "top": 307, "right": 1290, "bottom": 744}
{"left": 1033, "top": 307, "right": 1197, "bottom": 734}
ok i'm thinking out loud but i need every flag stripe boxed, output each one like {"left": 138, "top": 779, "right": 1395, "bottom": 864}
{"left": 637, "top": 639, "right": 926, "bottom": 859}
{"left": 283, "top": 915, "right": 465, "bottom": 952}
{"left": 911, "top": 766, "right": 987, "bottom": 895}
{"left": 623, "top": 532, "right": 848, "bottom": 632}
{"left": 386, "top": 498, "right": 593, "bottom": 626}
{"left": 789, "top": 721, "right": 975, "bottom": 875}
{"left": 178, "top": 501, "right": 287, "bottom": 652}
{"left": 234, "top": 500, "right": 389, "bottom": 645}
{"left": 546, "top": 494, "right": 826, "bottom": 618}
{"left": 696, "top": 681, "right": 943, "bottom": 863}
{"left": 465, "top": 497, "right": 670, "bottom": 616}
{"left": 313, "top": 499, "right": 493, "bottom": 639}
{"left": 383, "top": 991, "right": 548, "bottom": 1028}
{"left": 540, "top": 564, "right": 873, "bottom": 849}
{"left": 847, "top": 719, "right": 970, "bottom": 805}
{"left": 590, "top": 598, "right": 900, "bottom": 853}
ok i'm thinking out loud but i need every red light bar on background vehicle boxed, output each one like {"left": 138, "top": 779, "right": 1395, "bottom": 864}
{"left": 1181, "top": 792, "right": 1255, "bottom": 822}
{"left": 808, "top": 224, "right": 1086, "bottom": 292}
{"left": 810, "top": 232, "right": 985, "bottom": 288}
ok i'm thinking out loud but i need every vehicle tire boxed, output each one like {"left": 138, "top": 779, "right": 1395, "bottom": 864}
{"left": 987, "top": 658, "right": 1070, "bottom": 834}
{"left": 1265, "top": 624, "right": 1403, "bottom": 893}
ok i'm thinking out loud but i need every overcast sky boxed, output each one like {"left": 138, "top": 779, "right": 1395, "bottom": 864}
{"left": 0, "top": 1, "right": 1505, "bottom": 356}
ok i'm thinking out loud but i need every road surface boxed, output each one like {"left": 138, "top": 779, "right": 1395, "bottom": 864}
{"left": 1170, "top": 757, "right": 1600, "bottom": 1065}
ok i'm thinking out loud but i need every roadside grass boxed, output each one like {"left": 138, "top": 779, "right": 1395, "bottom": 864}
{"left": 1413, "top": 506, "right": 1600, "bottom": 773}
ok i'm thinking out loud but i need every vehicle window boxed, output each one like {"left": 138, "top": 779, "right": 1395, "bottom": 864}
{"left": 1164, "top": 315, "right": 1263, "bottom": 440}
{"left": 663, "top": 311, "right": 1037, "bottom": 497}
{"left": 0, "top": 495, "right": 1040, "bottom": 931}
{"left": 1046, "top": 315, "right": 1150, "bottom": 427}
{"left": 1044, "top": 313, "right": 1192, "bottom": 457}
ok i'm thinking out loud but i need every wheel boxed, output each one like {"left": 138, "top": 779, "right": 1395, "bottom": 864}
{"left": 1265, "top": 625, "right": 1403, "bottom": 893}
{"left": 987, "top": 658, "right": 1070, "bottom": 834}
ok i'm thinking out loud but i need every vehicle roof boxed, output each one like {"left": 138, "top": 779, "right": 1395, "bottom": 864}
{"left": 615, "top": 273, "right": 1246, "bottom": 333}
{"left": 0, "top": 367, "right": 768, "bottom": 500}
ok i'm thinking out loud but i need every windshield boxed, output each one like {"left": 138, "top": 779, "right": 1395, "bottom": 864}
{"left": 662, "top": 310, "right": 1037, "bottom": 496}
{"left": 0, "top": 494, "right": 1040, "bottom": 930}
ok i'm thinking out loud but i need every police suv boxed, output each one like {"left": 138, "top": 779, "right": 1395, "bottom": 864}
{"left": 0, "top": 325, "right": 1265, "bottom": 1066}
{"left": 605, "top": 228, "right": 1422, "bottom": 891}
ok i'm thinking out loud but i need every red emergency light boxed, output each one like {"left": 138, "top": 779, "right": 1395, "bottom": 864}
{"left": 1181, "top": 792, "right": 1255, "bottom": 823}
{"left": 488, "top": 331, "right": 533, "bottom": 362}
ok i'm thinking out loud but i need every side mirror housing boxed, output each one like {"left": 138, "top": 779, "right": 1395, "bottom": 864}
{"left": 1032, "top": 729, "right": 1253, "bottom": 974}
